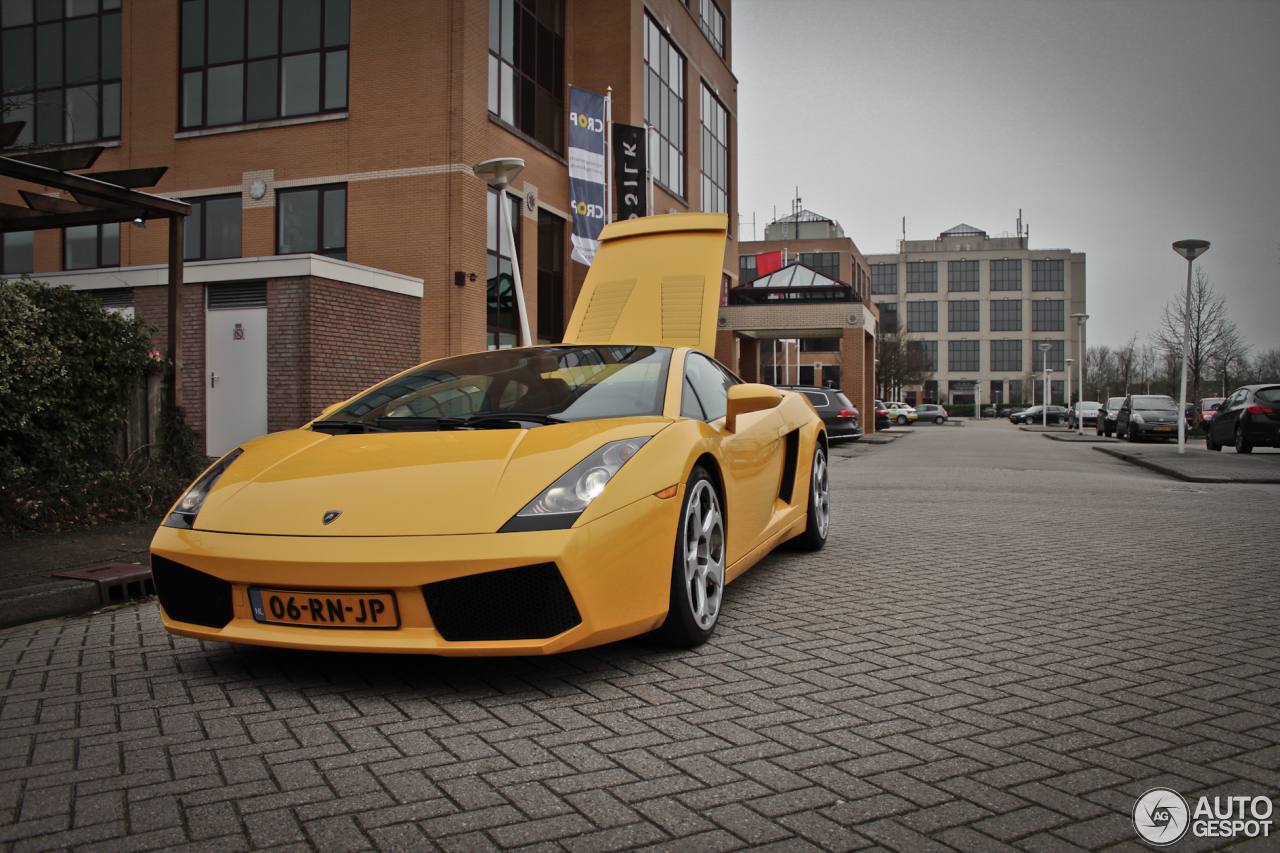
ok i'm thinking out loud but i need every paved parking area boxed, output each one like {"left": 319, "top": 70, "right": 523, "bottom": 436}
{"left": 2, "top": 421, "right": 1277, "bottom": 852}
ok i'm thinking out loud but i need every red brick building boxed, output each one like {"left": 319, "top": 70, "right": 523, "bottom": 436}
{"left": 1, "top": 0, "right": 738, "bottom": 453}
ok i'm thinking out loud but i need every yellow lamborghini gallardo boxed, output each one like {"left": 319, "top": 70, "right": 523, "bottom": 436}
{"left": 150, "top": 214, "right": 830, "bottom": 655}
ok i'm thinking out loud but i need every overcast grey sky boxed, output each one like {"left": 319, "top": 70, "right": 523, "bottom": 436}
{"left": 733, "top": 0, "right": 1280, "bottom": 352}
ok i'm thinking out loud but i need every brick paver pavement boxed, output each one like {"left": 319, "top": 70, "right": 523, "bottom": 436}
{"left": 2, "top": 421, "right": 1277, "bottom": 852}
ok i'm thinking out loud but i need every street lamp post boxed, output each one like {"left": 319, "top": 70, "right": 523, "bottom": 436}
{"left": 473, "top": 158, "right": 532, "bottom": 348}
{"left": 1065, "top": 358, "right": 1074, "bottom": 427}
{"left": 1072, "top": 313, "right": 1089, "bottom": 434}
{"left": 1171, "top": 240, "right": 1210, "bottom": 454}
{"left": 1038, "top": 342, "right": 1053, "bottom": 427}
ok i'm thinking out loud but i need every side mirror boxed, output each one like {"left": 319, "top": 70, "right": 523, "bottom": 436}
{"left": 725, "top": 383, "right": 783, "bottom": 433}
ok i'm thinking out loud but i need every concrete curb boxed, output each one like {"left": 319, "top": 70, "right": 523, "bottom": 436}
{"left": 1042, "top": 433, "right": 1115, "bottom": 443}
{"left": 1092, "top": 446, "right": 1280, "bottom": 483}
{"left": 0, "top": 579, "right": 101, "bottom": 630}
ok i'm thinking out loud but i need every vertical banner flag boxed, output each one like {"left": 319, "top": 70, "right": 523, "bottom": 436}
{"left": 612, "top": 122, "right": 646, "bottom": 221}
{"left": 568, "top": 85, "right": 607, "bottom": 266}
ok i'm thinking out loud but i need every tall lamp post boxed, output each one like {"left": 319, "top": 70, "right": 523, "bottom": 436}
{"left": 474, "top": 158, "right": 532, "bottom": 347}
{"left": 1172, "top": 240, "right": 1210, "bottom": 454}
{"left": 1065, "top": 358, "right": 1074, "bottom": 426}
{"left": 1072, "top": 313, "right": 1089, "bottom": 434}
{"left": 1038, "top": 342, "right": 1053, "bottom": 426}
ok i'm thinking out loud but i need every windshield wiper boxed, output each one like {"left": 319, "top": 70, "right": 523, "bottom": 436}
{"left": 310, "top": 420, "right": 395, "bottom": 434}
{"left": 435, "top": 412, "right": 566, "bottom": 429}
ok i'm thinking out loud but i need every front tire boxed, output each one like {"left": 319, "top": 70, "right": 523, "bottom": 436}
{"left": 1206, "top": 429, "right": 1220, "bottom": 451}
{"left": 788, "top": 444, "right": 830, "bottom": 552}
{"left": 654, "top": 467, "right": 725, "bottom": 647}
{"left": 1127, "top": 424, "right": 1140, "bottom": 442}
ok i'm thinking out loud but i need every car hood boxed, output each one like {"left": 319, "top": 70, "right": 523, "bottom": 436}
{"left": 192, "top": 418, "right": 670, "bottom": 536}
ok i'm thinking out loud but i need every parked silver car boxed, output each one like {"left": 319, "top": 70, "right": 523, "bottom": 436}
{"left": 915, "top": 404, "right": 948, "bottom": 424}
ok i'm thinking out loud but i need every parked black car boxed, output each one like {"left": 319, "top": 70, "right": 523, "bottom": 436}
{"left": 1206, "top": 384, "right": 1280, "bottom": 453}
{"left": 1115, "top": 394, "right": 1180, "bottom": 441}
{"left": 1012, "top": 405, "right": 1069, "bottom": 425}
{"left": 777, "top": 385, "right": 862, "bottom": 441}
{"left": 1096, "top": 396, "right": 1126, "bottom": 437}
{"left": 872, "top": 400, "right": 891, "bottom": 431}
{"left": 981, "top": 406, "right": 997, "bottom": 418}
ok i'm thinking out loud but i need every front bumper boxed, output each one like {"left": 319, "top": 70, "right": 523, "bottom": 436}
{"left": 150, "top": 491, "right": 682, "bottom": 655}
{"left": 1131, "top": 422, "right": 1179, "bottom": 437}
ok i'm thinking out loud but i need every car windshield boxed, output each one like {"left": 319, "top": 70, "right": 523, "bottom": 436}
{"left": 316, "top": 345, "right": 672, "bottom": 431}
{"left": 1080, "top": 402, "right": 1101, "bottom": 410}
{"left": 1133, "top": 396, "right": 1177, "bottom": 412}
{"left": 1106, "top": 398, "right": 1125, "bottom": 409}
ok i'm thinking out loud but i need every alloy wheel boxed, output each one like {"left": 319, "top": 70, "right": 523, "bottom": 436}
{"left": 680, "top": 479, "right": 725, "bottom": 630}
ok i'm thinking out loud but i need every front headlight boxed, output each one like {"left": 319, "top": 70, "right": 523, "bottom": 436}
{"left": 163, "top": 449, "right": 243, "bottom": 529}
{"left": 499, "top": 437, "right": 650, "bottom": 532}
{"left": 1131, "top": 413, "right": 1144, "bottom": 424}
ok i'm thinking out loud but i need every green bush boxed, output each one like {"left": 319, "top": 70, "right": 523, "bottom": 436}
{"left": 0, "top": 278, "right": 154, "bottom": 481}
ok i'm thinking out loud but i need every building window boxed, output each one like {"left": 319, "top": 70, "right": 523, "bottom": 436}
{"left": 948, "top": 260, "right": 978, "bottom": 292}
{"left": 799, "top": 252, "right": 839, "bottom": 280}
{"left": 699, "top": 83, "right": 727, "bottom": 214}
{"left": 698, "top": 0, "right": 723, "bottom": 56}
{"left": 1033, "top": 340, "right": 1065, "bottom": 372}
{"left": 990, "top": 340, "right": 1022, "bottom": 371}
{"left": 871, "top": 263, "right": 897, "bottom": 294}
{"left": 800, "top": 337, "right": 840, "bottom": 353}
{"left": 64, "top": 222, "right": 119, "bottom": 269}
{"left": 875, "top": 302, "right": 897, "bottom": 332}
{"left": 183, "top": 194, "right": 242, "bottom": 261}
{"left": 179, "top": 0, "right": 349, "bottom": 131}
{"left": 487, "top": 187, "right": 521, "bottom": 349}
{"left": 911, "top": 341, "right": 938, "bottom": 373}
{"left": 1009, "top": 378, "right": 1023, "bottom": 404}
{"left": 0, "top": 0, "right": 122, "bottom": 146}
{"left": 948, "top": 300, "right": 979, "bottom": 332}
{"left": 1, "top": 232, "right": 34, "bottom": 275}
{"left": 906, "top": 300, "right": 937, "bottom": 332}
{"left": 1032, "top": 259, "right": 1064, "bottom": 291}
{"left": 923, "top": 378, "right": 938, "bottom": 404}
{"left": 1032, "top": 299, "right": 1065, "bottom": 331}
{"left": 276, "top": 184, "right": 346, "bottom": 259}
{"left": 990, "top": 299, "right": 1021, "bottom": 331}
{"left": 990, "top": 259, "right": 1021, "bottom": 291}
{"left": 739, "top": 254, "right": 756, "bottom": 284}
{"left": 644, "top": 14, "right": 684, "bottom": 196}
{"left": 536, "top": 210, "right": 564, "bottom": 344}
{"left": 949, "top": 340, "right": 979, "bottom": 372}
{"left": 1051, "top": 379, "right": 1064, "bottom": 405}
{"left": 906, "top": 261, "right": 936, "bottom": 293}
{"left": 488, "top": 0, "right": 564, "bottom": 154}
{"left": 990, "top": 380, "right": 1003, "bottom": 405}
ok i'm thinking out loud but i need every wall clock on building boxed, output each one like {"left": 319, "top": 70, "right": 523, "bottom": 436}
{"left": 248, "top": 179, "right": 267, "bottom": 200}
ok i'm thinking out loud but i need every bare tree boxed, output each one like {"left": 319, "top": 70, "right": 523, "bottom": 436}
{"left": 875, "top": 321, "right": 932, "bottom": 401}
{"left": 1135, "top": 343, "right": 1160, "bottom": 395}
{"left": 1149, "top": 265, "right": 1241, "bottom": 400}
{"left": 1113, "top": 333, "right": 1139, "bottom": 395}
{"left": 1085, "top": 344, "right": 1112, "bottom": 401}
{"left": 1246, "top": 347, "right": 1280, "bottom": 385}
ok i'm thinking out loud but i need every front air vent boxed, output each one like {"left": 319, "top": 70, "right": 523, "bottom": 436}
{"left": 151, "top": 555, "right": 234, "bottom": 629}
{"left": 422, "top": 563, "right": 581, "bottom": 642}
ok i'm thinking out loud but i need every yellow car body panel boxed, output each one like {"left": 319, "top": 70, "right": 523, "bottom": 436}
{"left": 561, "top": 213, "right": 728, "bottom": 356}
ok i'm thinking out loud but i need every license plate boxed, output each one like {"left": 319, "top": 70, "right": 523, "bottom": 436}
{"left": 248, "top": 588, "right": 399, "bottom": 629}
{"left": 1154, "top": 426, "right": 1172, "bottom": 432}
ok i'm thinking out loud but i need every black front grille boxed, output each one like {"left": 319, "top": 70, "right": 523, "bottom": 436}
{"left": 151, "top": 555, "right": 234, "bottom": 629}
{"left": 422, "top": 563, "right": 582, "bottom": 642}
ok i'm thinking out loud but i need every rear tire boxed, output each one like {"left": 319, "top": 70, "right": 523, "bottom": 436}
{"left": 896, "top": 415, "right": 907, "bottom": 425}
{"left": 788, "top": 444, "right": 829, "bottom": 552}
{"left": 653, "top": 467, "right": 725, "bottom": 647}
{"left": 935, "top": 416, "right": 945, "bottom": 424}
{"left": 1235, "top": 426, "right": 1253, "bottom": 454}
